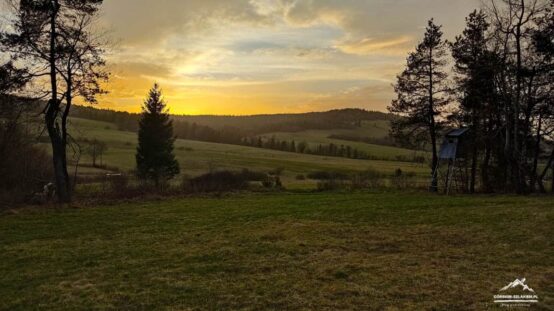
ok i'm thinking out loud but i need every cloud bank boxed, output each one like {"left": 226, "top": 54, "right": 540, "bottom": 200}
{"left": 97, "top": 0, "right": 481, "bottom": 115}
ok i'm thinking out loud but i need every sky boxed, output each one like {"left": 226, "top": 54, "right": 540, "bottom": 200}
{"left": 96, "top": 0, "right": 482, "bottom": 115}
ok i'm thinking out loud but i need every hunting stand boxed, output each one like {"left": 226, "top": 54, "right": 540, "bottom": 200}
{"left": 434, "top": 128, "right": 471, "bottom": 194}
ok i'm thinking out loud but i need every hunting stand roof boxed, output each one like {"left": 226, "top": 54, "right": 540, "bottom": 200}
{"left": 439, "top": 128, "right": 470, "bottom": 160}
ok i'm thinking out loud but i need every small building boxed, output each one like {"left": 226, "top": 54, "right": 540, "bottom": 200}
{"left": 439, "top": 128, "right": 470, "bottom": 160}
{"left": 436, "top": 128, "right": 471, "bottom": 194}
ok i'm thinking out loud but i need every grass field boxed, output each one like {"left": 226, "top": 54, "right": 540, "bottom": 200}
{"left": 1, "top": 192, "right": 552, "bottom": 310}
{"left": 67, "top": 118, "right": 430, "bottom": 188}
{"left": 262, "top": 120, "right": 425, "bottom": 161}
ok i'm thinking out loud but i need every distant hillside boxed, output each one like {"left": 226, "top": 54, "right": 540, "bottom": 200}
{"left": 173, "top": 109, "right": 393, "bottom": 133}
{"left": 72, "top": 105, "right": 393, "bottom": 135}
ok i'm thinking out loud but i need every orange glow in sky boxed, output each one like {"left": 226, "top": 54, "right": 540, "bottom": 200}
{"left": 95, "top": 0, "right": 481, "bottom": 115}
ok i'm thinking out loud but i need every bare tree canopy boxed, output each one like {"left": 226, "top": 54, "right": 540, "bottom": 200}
{"left": 0, "top": 0, "right": 109, "bottom": 203}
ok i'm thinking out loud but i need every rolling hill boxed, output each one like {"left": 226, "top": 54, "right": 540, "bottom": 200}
{"left": 66, "top": 117, "right": 430, "bottom": 189}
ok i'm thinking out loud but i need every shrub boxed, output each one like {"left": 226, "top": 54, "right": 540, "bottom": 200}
{"left": 262, "top": 177, "right": 275, "bottom": 188}
{"left": 177, "top": 146, "right": 193, "bottom": 152}
{"left": 275, "top": 176, "right": 283, "bottom": 188}
{"left": 269, "top": 167, "right": 285, "bottom": 176}
{"left": 107, "top": 174, "right": 129, "bottom": 192}
{"left": 351, "top": 168, "right": 384, "bottom": 189}
{"left": 307, "top": 170, "right": 349, "bottom": 180}
{"left": 296, "top": 174, "right": 306, "bottom": 180}
{"left": 390, "top": 169, "right": 416, "bottom": 190}
{"left": 261, "top": 175, "right": 284, "bottom": 189}
{"left": 0, "top": 143, "right": 53, "bottom": 206}
{"left": 186, "top": 171, "right": 249, "bottom": 193}
{"left": 317, "top": 179, "right": 348, "bottom": 191}
{"left": 240, "top": 169, "right": 268, "bottom": 181}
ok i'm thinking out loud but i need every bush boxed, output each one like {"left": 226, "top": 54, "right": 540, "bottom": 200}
{"left": 240, "top": 169, "right": 268, "bottom": 181}
{"left": 295, "top": 174, "right": 306, "bottom": 180}
{"left": 0, "top": 143, "right": 53, "bottom": 206}
{"left": 307, "top": 170, "right": 349, "bottom": 180}
{"left": 107, "top": 174, "right": 129, "bottom": 192}
{"left": 177, "top": 146, "right": 193, "bottom": 152}
{"left": 350, "top": 168, "right": 384, "bottom": 189}
{"left": 269, "top": 167, "right": 285, "bottom": 176}
{"left": 390, "top": 169, "right": 416, "bottom": 190}
{"left": 185, "top": 171, "right": 249, "bottom": 193}
{"left": 317, "top": 179, "right": 348, "bottom": 191}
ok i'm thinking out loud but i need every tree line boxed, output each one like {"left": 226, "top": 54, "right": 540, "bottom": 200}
{"left": 71, "top": 105, "right": 394, "bottom": 144}
{"left": 240, "top": 136, "right": 426, "bottom": 163}
{"left": 241, "top": 136, "right": 370, "bottom": 160}
{"left": 390, "top": 0, "right": 554, "bottom": 193}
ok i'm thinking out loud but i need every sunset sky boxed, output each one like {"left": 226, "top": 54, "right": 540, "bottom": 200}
{"left": 98, "top": 0, "right": 481, "bottom": 115}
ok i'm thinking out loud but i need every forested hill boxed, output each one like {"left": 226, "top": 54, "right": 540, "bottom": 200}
{"left": 72, "top": 105, "right": 393, "bottom": 134}
{"left": 173, "top": 109, "right": 392, "bottom": 133}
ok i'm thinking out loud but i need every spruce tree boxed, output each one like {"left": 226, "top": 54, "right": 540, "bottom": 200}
{"left": 388, "top": 19, "right": 449, "bottom": 192}
{"left": 136, "top": 84, "right": 180, "bottom": 185}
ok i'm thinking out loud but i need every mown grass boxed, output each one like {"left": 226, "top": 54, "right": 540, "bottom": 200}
{"left": 1, "top": 192, "right": 552, "bottom": 310}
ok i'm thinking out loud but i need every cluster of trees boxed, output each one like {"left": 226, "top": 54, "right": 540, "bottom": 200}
{"left": 239, "top": 136, "right": 428, "bottom": 162}
{"left": 327, "top": 134, "right": 400, "bottom": 148}
{"left": 390, "top": 0, "right": 554, "bottom": 193}
{"left": 241, "top": 136, "right": 372, "bottom": 160}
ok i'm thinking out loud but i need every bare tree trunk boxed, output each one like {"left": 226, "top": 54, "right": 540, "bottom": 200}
{"left": 530, "top": 112, "right": 542, "bottom": 192}
{"left": 470, "top": 109, "right": 479, "bottom": 193}
{"left": 538, "top": 149, "right": 554, "bottom": 193}
{"left": 470, "top": 146, "right": 478, "bottom": 193}
{"left": 482, "top": 142, "right": 492, "bottom": 193}
{"left": 428, "top": 47, "right": 439, "bottom": 193}
{"left": 512, "top": 0, "right": 527, "bottom": 194}
{"left": 46, "top": 0, "right": 71, "bottom": 203}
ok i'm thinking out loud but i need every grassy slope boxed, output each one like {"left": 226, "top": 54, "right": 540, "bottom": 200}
{"left": 263, "top": 120, "right": 424, "bottom": 160}
{"left": 68, "top": 118, "right": 429, "bottom": 186}
{"left": 1, "top": 192, "right": 552, "bottom": 310}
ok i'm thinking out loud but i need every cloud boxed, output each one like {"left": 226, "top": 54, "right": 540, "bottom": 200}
{"left": 307, "top": 82, "right": 395, "bottom": 112}
{"left": 95, "top": 0, "right": 483, "bottom": 115}
{"left": 336, "top": 36, "right": 415, "bottom": 56}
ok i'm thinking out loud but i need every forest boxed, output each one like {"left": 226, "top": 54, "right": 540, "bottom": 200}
{"left": 389, "top": 3, "right": 554, "bottom": 194}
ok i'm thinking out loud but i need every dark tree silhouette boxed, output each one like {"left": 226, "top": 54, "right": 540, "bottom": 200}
{"left": 84, "top": 138, "right": 108, "bottom": 167}
{"left": 485, "top": 0, "right": 552, "bottom": 193}
{"left": 388, "top": 19, "right": 449, "bottom": 192}
{"left": 0, "top": 62, "right": 31, "bottom": 173}
{"left": 136, "top": 84, "right": 180, "bottom": 186}
{"left": 1, "top": 0, "right": 108, "bottom": 203}
{"left": 450, "top": 10, "right": 496, "bottom": 193}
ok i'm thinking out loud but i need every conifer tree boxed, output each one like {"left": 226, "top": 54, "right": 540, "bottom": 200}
{"left": 388, "top": 19, "right": 450, "bottom": 192}
{"left": 450, "top": 10, "right": 495, "bottom": 193}
{"left": 136, "top": 84, "right": 180, "bottom": 185}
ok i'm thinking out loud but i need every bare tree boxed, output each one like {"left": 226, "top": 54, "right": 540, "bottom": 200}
{"left": 1, "top": 0, "right": 108, "bottom": 203}
{"left": 485, "top": 0, "right": 550, "bottom": 193}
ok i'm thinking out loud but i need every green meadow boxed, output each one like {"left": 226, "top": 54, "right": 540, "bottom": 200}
{"left": 67, "top": 118, "right": 430, "bottom": 189}
{"left": 262, "top": 120, "right": 424, "bottom": 161}
{"left": 1, "top": 192, "right": 552, "bottom": 310}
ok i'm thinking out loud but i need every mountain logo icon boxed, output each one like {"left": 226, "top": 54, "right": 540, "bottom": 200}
{"left": 493, "top": 278, "right": 539, "bottom": 305}
{"left": 499, "top": 278, "right": 535, "bottom": 293}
